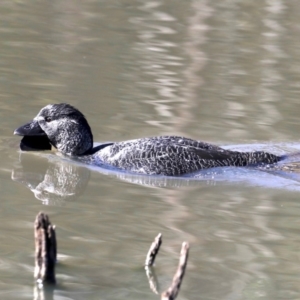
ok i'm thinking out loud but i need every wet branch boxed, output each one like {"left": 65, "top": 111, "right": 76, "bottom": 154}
{"left": 33, "top": 214, "right": 190, "bottom": 300}
{"left": 145, "top": 234, "right": 190, "bottom": 300}
{"left": 145, "top": 233, "right": 162, "bottom": 266}
{"left": 34, "top": 212, "right": 57, "bottom": 284}
{"left": 161, "top": 242, "right": 189, "bottom": 300}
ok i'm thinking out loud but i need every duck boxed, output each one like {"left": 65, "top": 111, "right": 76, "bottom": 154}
{"left": 14, "top": 103, "right": 284, "bottom": 176}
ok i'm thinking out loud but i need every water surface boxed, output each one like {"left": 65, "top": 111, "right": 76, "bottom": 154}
{"left": 1, "top": 0, "right": 300, "bottom": 299}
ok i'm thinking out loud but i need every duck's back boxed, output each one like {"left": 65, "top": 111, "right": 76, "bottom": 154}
{"left": 95, "top": 136, "right": 281, "bottom": 176}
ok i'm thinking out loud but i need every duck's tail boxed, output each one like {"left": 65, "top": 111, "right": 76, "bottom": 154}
{"left": 245, "top": 151, "right": 300, "bottom": 165}
{"left": 279, "top": 151, "right": 300, "bottom": 163}
{"left": 242, "top": 151, "right": 282, "bottom": 166}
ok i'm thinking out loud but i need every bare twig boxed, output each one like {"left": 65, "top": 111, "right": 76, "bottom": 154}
{"left": 161, "top": 242, "right": 189, "bottom": 300}
{"left": 145, "top": 233, "right": 162, "bottom": 266}
{"left": 34, "top": 212, "right": 57, "bottom": 284}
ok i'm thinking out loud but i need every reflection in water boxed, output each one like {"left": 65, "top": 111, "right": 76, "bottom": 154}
{"left": 130, "top": 1, "right": 185, "bottom": 132}
{"left": 181, "top": 0, "right": 211, "bottom": 133}
{"left": 257, "top": 0, "right": 285, "bottom": 139}
{"left": 145, "top": 266, "right": 159, "bottom": 294}
{"left": 11, "top": 144, "right": 300, "bottom": 207}
{"left": 34, "top": 285, "right": 54, "bottom": 300}
{"left": 12, "top": 153, "right": 90, "bottom": 205}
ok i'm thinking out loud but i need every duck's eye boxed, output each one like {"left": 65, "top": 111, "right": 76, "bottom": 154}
{"left": 45, "top": 117, "right": 52, "bottom": 123}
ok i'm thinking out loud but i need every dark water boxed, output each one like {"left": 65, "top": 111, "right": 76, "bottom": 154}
{"left": 1, "top": 0, "right": 300, "bottom": 299}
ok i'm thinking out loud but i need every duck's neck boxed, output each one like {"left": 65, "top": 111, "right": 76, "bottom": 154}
{"left": 49, "top": 118, "right": 94, "bottom": 156}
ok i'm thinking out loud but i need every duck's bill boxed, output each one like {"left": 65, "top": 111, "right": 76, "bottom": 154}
{"left": 14, "top": 120, "right": 45, "bottom": 136}
{"left": 14, "top": 120, "right": 51, "bottom": 151}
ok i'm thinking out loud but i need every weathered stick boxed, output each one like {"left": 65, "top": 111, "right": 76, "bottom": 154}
{"left": 145, "top": 233, "right": 162, "bottom": 266}
{"left": 34, "top": 212, "right": 57, "bottom": 284}
{"left": 161, "top": 242, "right": 189, "bottom": 300}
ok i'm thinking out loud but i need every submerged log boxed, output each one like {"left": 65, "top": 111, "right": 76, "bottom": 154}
{"left": 161, "top": 242, "right": 189, "bottom": 300}
{"left": 34, "top": 212, "right": 57, "bottom": 284}
{"left": 145, "top": 233, "right": 162, "bottom": 267}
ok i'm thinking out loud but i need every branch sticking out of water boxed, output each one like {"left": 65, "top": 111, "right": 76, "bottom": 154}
{"left": 145, "top": 233, "right": 162, "bottom": 267}
{"left": 34, "top": 212, "right": 57, "bottom": 284}
{"left": 161, "top": 242, "right": 189, "bottom": 300}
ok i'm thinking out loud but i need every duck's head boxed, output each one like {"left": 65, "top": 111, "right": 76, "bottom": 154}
{"left": 14, "top": 103, "right": 93, "bottom": 156}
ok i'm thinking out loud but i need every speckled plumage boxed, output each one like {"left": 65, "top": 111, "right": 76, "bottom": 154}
{"left": 94, "top": 136, "right": 281, "bottom": 175}
{"left": 14, "top": 103, "right": 283, "bottom": 176}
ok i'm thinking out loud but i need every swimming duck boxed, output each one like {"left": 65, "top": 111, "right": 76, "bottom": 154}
{"left": 14, "top": 103, "right": 283, "bottom": 176}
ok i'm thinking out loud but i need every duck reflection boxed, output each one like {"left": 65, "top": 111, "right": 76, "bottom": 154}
{"left": 11, "top": 153, "right": 90, "bottom": 205}
{"left": 11, "top": 147, "right": 300, "bottom": 203}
